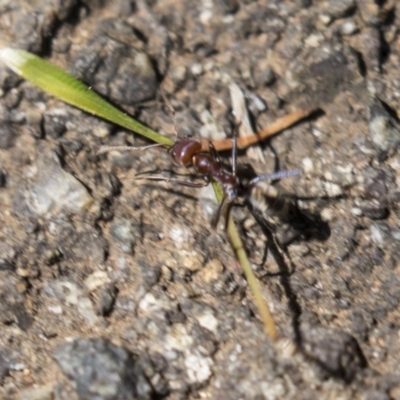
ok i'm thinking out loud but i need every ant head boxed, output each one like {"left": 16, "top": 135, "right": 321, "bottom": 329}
{"left": 170, "top": 137, "right": 202, "bottom": 167}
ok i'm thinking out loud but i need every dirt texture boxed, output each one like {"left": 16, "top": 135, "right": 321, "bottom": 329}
{"left": 1, "top": 0, "right": 400, "bottom": 399}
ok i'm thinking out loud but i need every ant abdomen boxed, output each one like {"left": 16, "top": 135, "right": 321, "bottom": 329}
{"left": 170, "top": 137, "right": 202, "bottom": 166}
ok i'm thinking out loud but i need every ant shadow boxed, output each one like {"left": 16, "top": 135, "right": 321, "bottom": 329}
{"left": 250, "top": 212, "right": 304, "bottom": 345}
{"left": 236, "top": 162, "right": 330, "bottom": 343}
{"left": 248, "top": 200, "right": 367, "bottom": 382}
{"left": 247, "top": 196, "right": 366, "bottom": 380}
{"left": 234, "top": 158, "right": 367, "bottom": 381}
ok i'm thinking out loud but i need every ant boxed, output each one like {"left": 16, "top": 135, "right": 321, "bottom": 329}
{"left": 98, "top": 127, "right": 299, "bottom": 230}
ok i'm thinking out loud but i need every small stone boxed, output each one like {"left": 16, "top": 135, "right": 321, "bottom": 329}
{"left": 361, "top": 28, "right": 383, "bottom": 72}
{"left": 296, "top": 0, "right": 312, "bottom": 7}
{"left": 304, "top": 33, "right": 324, "bottom": 48}
{"left": 137, "top": 259, "right": 161, "bottom": 287}
{"left": 312, "top": 128, "right": 323, "bottom": 137}
{"left": 361, "top": 201, "right": 389, "bottom": 220}
{"left": 358, "top": 0, "right": 381, "bottom": 25}
{"left": 323, "top": 181, "right": 343, "bottom": 197}
{"left": 247, "top": 93, "right": 267, "bottom": 114}
{"left": 328, "top": 0, "right": 355, "bottom": 19}
{"left": 16, "top": 267, "right": 30, "bottom": 278}
{"left": 0, "top": 259, "right": 13, "bottom": 271}
{"left": 302, "top": 157, "right": 314, "bottom": 174}
{"left": 20, "top": 384, "right": 54, "bottom": 400}
{"left": 76, "top": 297, "right": 99, "bottom": 327}
{"left": 109, "top": 218, "right": 140, "bottom": 254}
{"left": 319, "top": 14, "right": 332, "bottom": 25}
{"left": 391, "top": 231, "right": 400, "bottom": 241}
{"left": 220, "top": 0, "right": 239, "bottom": 14}
{"left": 320, "top": 208, "right": 333, "bottom": 222}
{"left": 190, "top": 63, "right": 203, "bottom": 76}
{"left": 28, "top": 150, "right": 93, "bottom": 215}
{"left": 351, "top": 207, "right": 363, "bottom": 217}
{"left": 47, "top": 305, "right": 63, "bottom": 315}
{"left": 196, "top": 311, "right": 218, "bottom": 333}
{"left": 138, "top": 293, "right": 162, "bottom": 315}
{"left": 168, "top": 225, "right": 194, "bottom": 247}
{"left": 368, "top": 97, "right": 400, "bottom": 154}
{"left": 97, "top": 284, "right": 118, "bottom": 317}
{"left": 0, "top": 125, "right": 15, "bottom": 149}
{"left": 170, "top": 65, "right": 187, "bottom": 86}
{"left": 195, "top": 259, "right": 224, "bottom": 284}
{"left": 182, "top": 253, "right": 202, "bottom": 272}
{"left": 258, "top": 66, "right": 276, "bottom": 86}
{"left": 42, "top": 108, "right": 68, "bottom": 138}
{"left": 0, "top": 348, "right": 22, "bottom": 381}
{"left": 339, "top": 20, "right": 358, "bottom": 36}
{"left": 370, "top": 224, "right": 385, "bottom": 245}
{"left": 47, "top": 280, "right": 79, "bottom": 305}
{"left": 84, "top": 271, "right": 110, "bottom": 292}
{"left": 53, "top": 338, "right": 152, "bottom": 400}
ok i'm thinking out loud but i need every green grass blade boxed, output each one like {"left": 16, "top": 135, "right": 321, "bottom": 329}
{"left": 0, "top": 48, "right": 172, "bottom": 146}
{"left": 212, "top": 181, "right": 278, "bottom": 340}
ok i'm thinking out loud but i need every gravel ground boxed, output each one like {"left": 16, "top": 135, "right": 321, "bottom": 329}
{"left": 1, "top": 0, "right": 400, "bottom": 399}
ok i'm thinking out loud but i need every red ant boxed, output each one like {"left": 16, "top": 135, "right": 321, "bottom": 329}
{"left": 97, "top": 132, "right": 299, "bottom": 229}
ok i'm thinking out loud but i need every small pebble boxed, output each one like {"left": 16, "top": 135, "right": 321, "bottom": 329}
{"left": 190, "top": 63, "right": 203, "bottom": 76}
{"left": 339, "top": 20, "right": 358, "bottom": 36}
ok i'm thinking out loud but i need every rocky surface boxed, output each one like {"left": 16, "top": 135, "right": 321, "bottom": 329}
{"left": 0, "top": 0, "right": 400, "bottom": 399}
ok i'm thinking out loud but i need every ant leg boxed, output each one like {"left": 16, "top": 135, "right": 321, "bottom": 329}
{"left": 97, "top": 143, "right": 166, "bottom": 156}
{"left": 170, "top": 107, "right": 178, "bottom": 137}
{"left": 160, "top": 92, "right": 179, "bottom": 137}
{"left": 230, "top": 117, "right": 242, "bottom": 176}
{"left": 208, "top": 141, "right": 222, "bottom": 164}
{"left": 231, "top": 134, "right": 238, "bottom": 176}
{"left": 135, "top": 174, "right": 210, "bottom": 188}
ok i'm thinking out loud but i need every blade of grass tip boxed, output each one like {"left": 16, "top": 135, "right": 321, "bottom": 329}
{"left": 212, "top": 181, "right": 279, "bottom": 341}
{"left": 0, "top": 47, "right": 173, "bottom": 147}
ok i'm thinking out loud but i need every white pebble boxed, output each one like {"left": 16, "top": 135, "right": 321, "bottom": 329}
{"left": 302, "top": 157, "right": 314, "bottom": 174}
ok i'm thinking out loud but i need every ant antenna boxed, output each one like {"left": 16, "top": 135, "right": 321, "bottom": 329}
{"left": 170, "top": 107, "right": 178, "bottom": 137}
{"left": 160, "top": 91, "right": 179, "bottom": 137}
{"left": 96, "top": 143, "right": 166, "bottom": 156}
